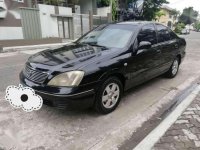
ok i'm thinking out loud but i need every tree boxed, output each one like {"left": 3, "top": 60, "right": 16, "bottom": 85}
{"left": 155, "top": 10, "right": 166, "bottom": 22}
{"left": 179, "top": 7, "right": 199, "bottom": 25}
{"left": 111, "top": 0, "right": 117, "bottom": 21}
{"left": 194, "top": 21, "right": 200, "bottom": 30}
{"left": 142, "top": 0, "right": 169, "bottom": 21}
{"left": 170, "top": 9, "right": 180, "bottom": 23}
{"left": 97, "top": 0, "right": 110, "bottom": 7}
{"left": 44, "top": 0, "right": 63, "bottom": 6}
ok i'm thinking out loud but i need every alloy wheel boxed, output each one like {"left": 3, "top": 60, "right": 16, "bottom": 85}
{"left": 172, "top": 59, "right": 179, "bottom": 75}
{"left": 102, "top": 83, "right": 120, "bottom": 109}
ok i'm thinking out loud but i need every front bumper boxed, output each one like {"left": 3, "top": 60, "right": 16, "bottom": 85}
{"left": 19, "top": 72, "right": 97, "bottom": 109}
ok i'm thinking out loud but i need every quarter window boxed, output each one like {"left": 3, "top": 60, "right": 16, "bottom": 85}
{"left": 156, "top": 24, "right": 171, "bottom": 43}
{"left": 137, "top": 24, "right": 157, "bottom": 45}
{"left": 169, "top": 29, "right": 178, "bottom": 40}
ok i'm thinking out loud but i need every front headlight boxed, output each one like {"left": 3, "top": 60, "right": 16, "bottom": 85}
{"left": 48, "top": 71, "right": 84, "bottom": 87}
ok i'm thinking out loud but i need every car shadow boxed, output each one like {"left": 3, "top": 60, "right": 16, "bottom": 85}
{"left": 37, "top": 75, "right": 172, "bottom": 118}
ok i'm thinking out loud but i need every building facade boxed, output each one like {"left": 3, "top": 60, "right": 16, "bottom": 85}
{"left": 0, "top": 0, "right": 109, "bottom": 40}
{"left": 0, "top": 0, "right": 29, "bottom": 40}
{"left": 158, "top": 5, "right": 176, "bottom": 29}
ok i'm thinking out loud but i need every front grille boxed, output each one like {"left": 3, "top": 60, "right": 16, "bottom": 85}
{"left": 23, "top": 65, "right": 48, "bottom": 84}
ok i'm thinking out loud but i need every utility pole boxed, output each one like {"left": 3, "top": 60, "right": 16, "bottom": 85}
{"left": 110, "top": 0, "right": 112, "bottom": 21}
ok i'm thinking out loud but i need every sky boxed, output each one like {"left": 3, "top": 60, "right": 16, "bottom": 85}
{"left": 167, "top": 0, "right": 200, "bottom": 13}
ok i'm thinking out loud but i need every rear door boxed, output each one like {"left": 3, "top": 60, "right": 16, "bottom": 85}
{"left": 136, "top": 24, "right": 162, "bottom": 80}
{"left": 155, "top": 24, "right": 176, "bottom": 71}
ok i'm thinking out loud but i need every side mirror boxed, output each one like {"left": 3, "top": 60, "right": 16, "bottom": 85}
{"left": 138, "top": 41, "right": 152, "bottom": 50}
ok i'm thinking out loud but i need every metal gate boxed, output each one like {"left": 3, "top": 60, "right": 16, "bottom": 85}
{"left": 58, "top": 17, "right": 71, "bottom": 39}
{"left": 20, "top": 7, "right": 42, "bottom": 39}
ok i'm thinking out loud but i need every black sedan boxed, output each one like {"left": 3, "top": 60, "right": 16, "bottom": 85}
{"left": 20, "top": 21, "right": 186, "bottom": 114}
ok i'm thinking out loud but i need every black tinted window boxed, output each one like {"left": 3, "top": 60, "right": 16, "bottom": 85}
{"left": 169, "top": 29, "right": 178, "bottom": 39}
{"left": 137, "top": 24, "right": 157, "bottom": 45}
{"left": 156, "top": 24, "right": 170, "bottom": 43}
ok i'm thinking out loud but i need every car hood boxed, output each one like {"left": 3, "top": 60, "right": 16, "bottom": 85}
{"left": 27, "top": 43, "right": 114, "bottom": 71}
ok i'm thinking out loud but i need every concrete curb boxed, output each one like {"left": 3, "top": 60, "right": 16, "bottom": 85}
{"left": 134, "top": 85, "right": 200, "bottom": 150}
{"left": 2, "top": 41, "right": 73, "bottom": 53}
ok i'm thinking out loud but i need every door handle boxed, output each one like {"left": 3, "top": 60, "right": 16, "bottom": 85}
{"left": 174, "top": 44, "right": 179, "bottom": 49}
{"left": 156, "top": 49, "right": 161, "bottom": 53}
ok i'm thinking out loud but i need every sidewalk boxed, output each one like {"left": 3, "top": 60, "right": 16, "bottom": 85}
{"left": 0, "top": 38, "right": 74, "bottom": 53}
{"left": 153, "top": 92, "right": 200, "bottom": 150}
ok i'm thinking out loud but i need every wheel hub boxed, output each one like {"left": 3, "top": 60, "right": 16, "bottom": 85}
{"left": 102, "top": 83, "right": 120, "bottom": 109}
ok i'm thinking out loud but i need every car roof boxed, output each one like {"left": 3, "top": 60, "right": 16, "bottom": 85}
{"left": 116, "top": 21, "right": 156, "bottom": 26}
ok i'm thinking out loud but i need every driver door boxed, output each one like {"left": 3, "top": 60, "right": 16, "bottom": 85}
{"left": 125, "top": 24, "right": 162, "bottom": 89}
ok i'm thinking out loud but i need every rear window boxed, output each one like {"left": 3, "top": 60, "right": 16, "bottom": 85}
{"left": 169, "top": 29, "right": 178, "bottom": 40}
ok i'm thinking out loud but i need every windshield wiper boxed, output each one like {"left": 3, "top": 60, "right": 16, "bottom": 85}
{"left": 83, "top": 42, "right": 108, "bottom": 50}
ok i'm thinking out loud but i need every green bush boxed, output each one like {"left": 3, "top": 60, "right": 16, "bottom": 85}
{"left": 194, "top": 22, "right": 200, "bottom": 30}
{"left": 174, "top": 23, "right": 185, "bottom": 34}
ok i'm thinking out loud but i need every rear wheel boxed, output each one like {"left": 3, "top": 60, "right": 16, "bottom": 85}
{"left": 165, "top": 57, "right": 180, "bottom": 78}
{"left": 94, "top": 77, "right": 123, "bottom": 114}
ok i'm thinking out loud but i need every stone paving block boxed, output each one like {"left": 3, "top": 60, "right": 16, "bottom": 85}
{"left": 194, "top": 140, "right": 200, "bottom": 147}
{"left": 178, "top": 135, "right": 190, "bottom": 142}
{"left": 186, "top": 124, "right": 195, "bottom": 128}
{"left": 170, "top": 124, "right": 188, "bottom": 130}
{"left": 174, "top": 142, "right": 186, "bottom": 149}
{"left": 195, "top": 105, "right": 200, "bottom": 111}
{"left": 175, "top": 120, "right": 189, "bottom": 124}
{"left": 182, "top": 129, "right": 198, "bottom": 140}
{"left": 189, "top": 119, "right": 200, "bottom": 128}
{"left": 190, "top": 127, "right": 200, "bottom": 134}
{"left": 161, "top": 136, "right": 177, "bottom": 143}
{"left": 187, "top": 108, "right": 198, "bottom": 111}
{"left": 174, "top": 136, "right": 180, "bottom": 141}
{"left": 194, "top": 110, "right": 200, "bottom": 115}
{"left": 153, "top": 93, "right": 200, "bottom": 150}
{"left": 165, "top": 129, "right": 185, "bottom": 136}
{"left": 183, "top": 111, "right": 195, "bottom": 115}
{"left": 192, "top": 115, "right": 200, "bottom": 123}
{"left": 178, "top": 115, "right": 192, "bottom": 120}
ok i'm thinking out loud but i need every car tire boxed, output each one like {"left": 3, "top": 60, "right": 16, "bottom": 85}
{"left": 94, "top": 77, "right": 123, "bottom": 114}
{"left": 165, "top": 57, "right": 180, "bottom": 78}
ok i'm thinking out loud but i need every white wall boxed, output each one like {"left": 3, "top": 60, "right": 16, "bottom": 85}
{"left": 74, "top": 5, "right": 81, "bottom": 14}
{"left": 97, "top": 6, "right": 111, "bottom": 16}
{"left": 58, "top": 6, "right": 72, "bottom": 16}
{"left": 0, "top": 27, "right": 23, "bottom": 40}
{"left": 0, "top": 0, "right": 7, "bottom": 18}
{"left": 38, "top": 4, "right": 59, "bottom": 38}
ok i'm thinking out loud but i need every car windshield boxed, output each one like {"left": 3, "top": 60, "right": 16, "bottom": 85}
{"left": 77, "top": 24, "right": 137, "bottom": 49}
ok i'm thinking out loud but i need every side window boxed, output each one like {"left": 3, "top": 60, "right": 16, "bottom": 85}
{"left": 137, "top": 24, "right": 157, "bottom": 45}
{"left": 169, "top": 29, "right": 178, "bottom": 40}
{"left": 156, "top": 24, "right": 170, "bottom": 43}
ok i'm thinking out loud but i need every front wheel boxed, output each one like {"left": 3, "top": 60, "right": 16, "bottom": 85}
{"left": 165, "top": 57, "right": 180, "bottom": 78}
{"left": 94, "top": 77, "right": 123, "bottom": 114}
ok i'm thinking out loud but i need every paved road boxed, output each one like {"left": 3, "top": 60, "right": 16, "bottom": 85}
{"left": 0, "top": 32, "right": 200, "bottom": 150}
